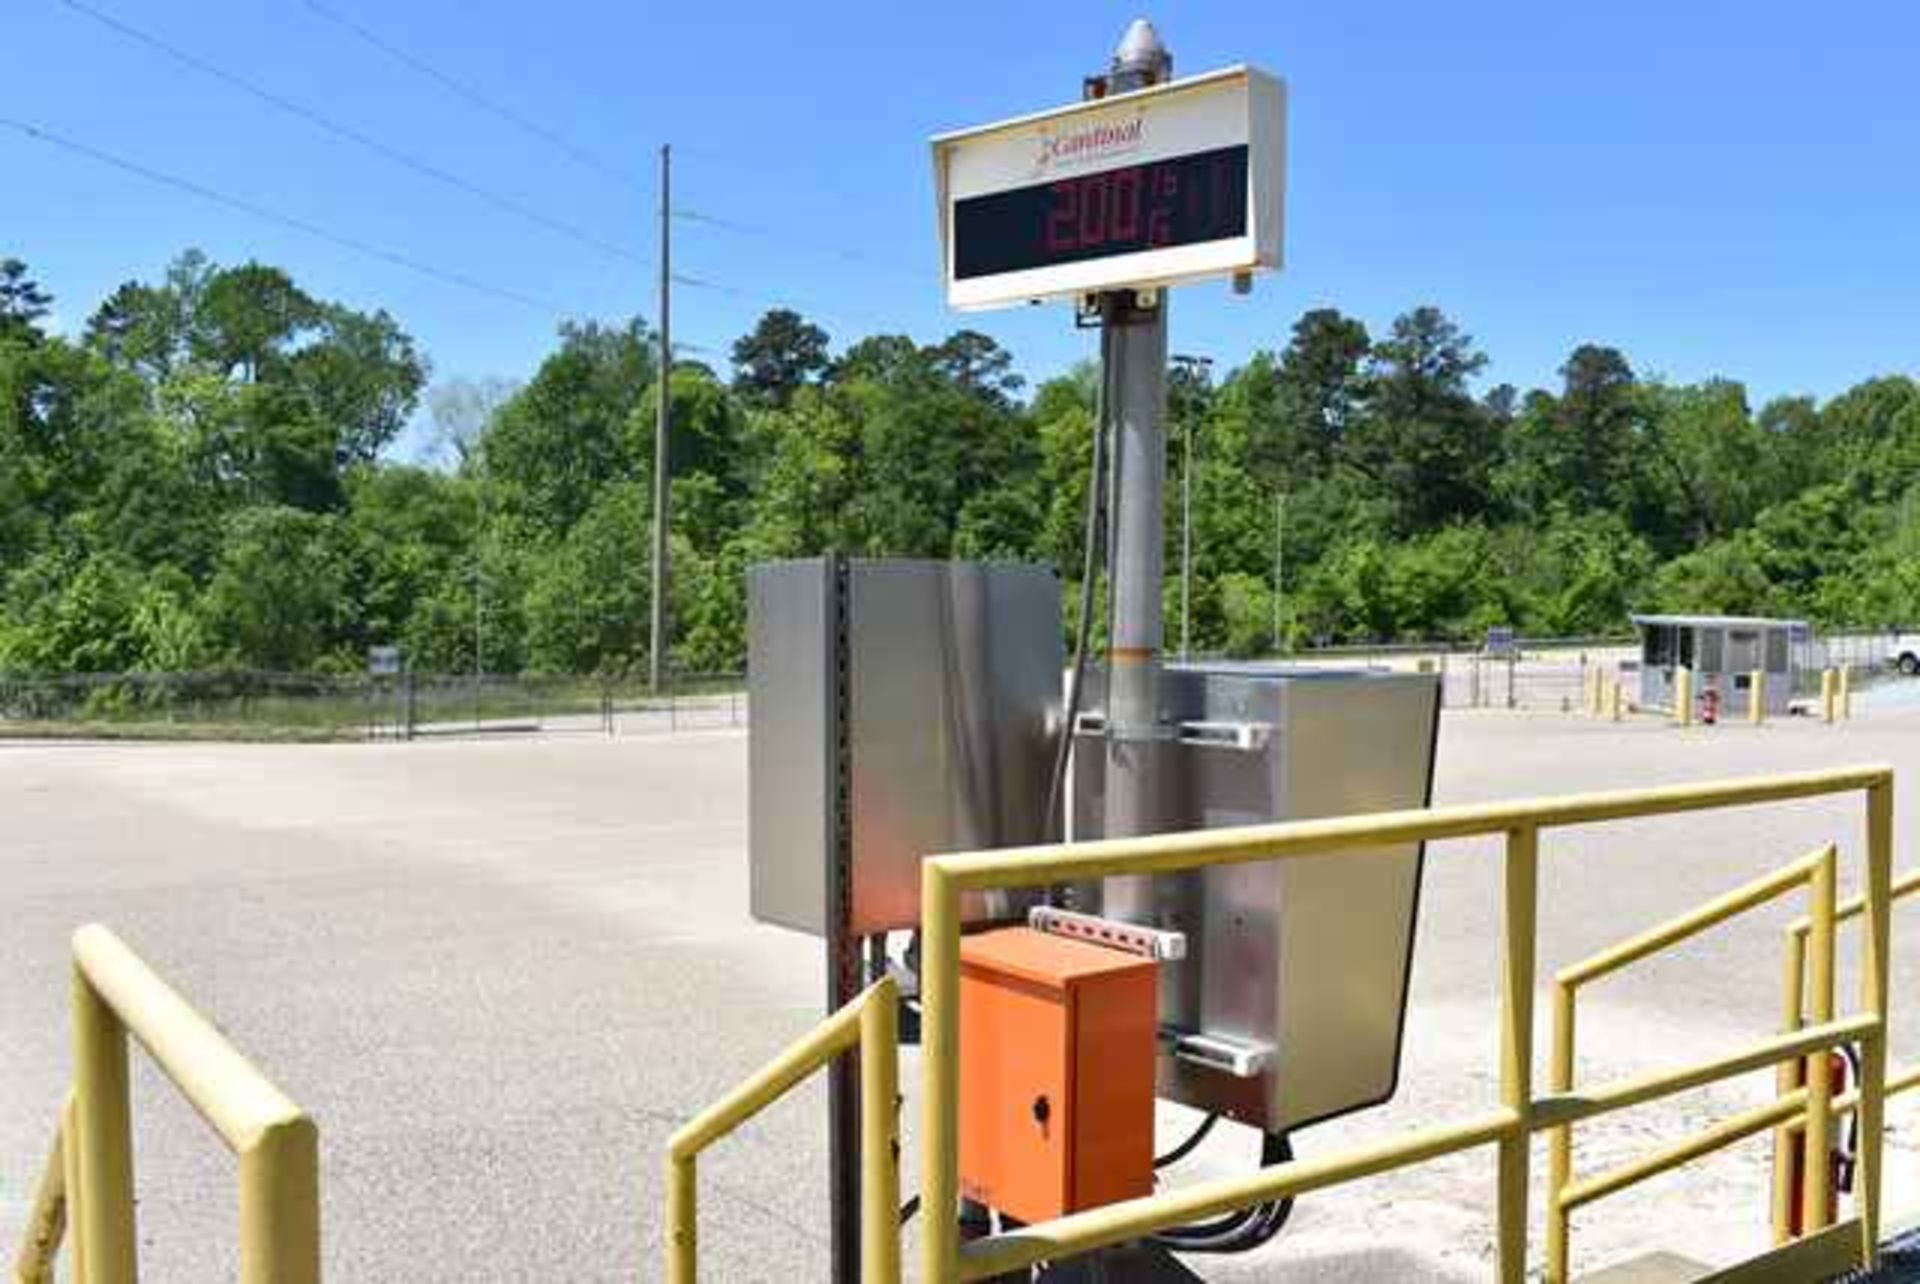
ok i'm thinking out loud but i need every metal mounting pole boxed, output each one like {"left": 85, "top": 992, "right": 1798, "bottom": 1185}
{"left": 650, "top": 143, "right": 673, "bottom": 694}
{"left": 1100, "top": 18, "right": 1173, "bottom": 919}
{"left": 824, "top": 553, "right": 862, "bottom": 1284}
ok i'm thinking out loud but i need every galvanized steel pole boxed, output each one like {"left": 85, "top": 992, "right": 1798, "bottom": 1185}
{"left": 1101, "top": 18, "right": 1174, "bottom": 921}
{"left": 650, "top": 143, "right": 672, "bottom": 694}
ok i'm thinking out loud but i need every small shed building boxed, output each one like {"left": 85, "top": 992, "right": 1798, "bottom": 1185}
{"left": 1629, "top": 614, "right": 1813, "bottom": 718}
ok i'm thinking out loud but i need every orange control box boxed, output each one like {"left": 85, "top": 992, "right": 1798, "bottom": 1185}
{"left": 958, "top": 926, "right": 1158, "bottom": 1223}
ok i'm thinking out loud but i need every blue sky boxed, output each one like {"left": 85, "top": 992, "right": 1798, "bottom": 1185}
{"left": 6, "top": 0, "right": 1919, "bottom": 445}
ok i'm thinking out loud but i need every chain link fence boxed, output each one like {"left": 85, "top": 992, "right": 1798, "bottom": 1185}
{"left": 0, "top": 670, "right": 747, "bottom": 741}
{"left": 3, "top": 627, "right": 1908, "bottom": 740}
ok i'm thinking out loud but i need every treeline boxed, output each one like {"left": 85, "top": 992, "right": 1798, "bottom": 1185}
{"left": 4, "top": 250, "right": 1920, "bottom": 677}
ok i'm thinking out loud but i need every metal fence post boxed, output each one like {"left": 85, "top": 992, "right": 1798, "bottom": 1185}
{"left": 72, "top": 966, "right": 135, "bottom": 1284}
{"left": 1498, "top": 825, "right": 1538, "bottom": 1284}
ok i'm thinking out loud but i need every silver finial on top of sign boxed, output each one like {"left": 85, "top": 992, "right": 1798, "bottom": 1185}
{"left": 1113, "top": 18, "right": 1167, "bottom": 76}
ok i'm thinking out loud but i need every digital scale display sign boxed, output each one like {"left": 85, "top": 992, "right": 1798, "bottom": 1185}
{"left": 933, "top": 66, "right": 1285, "bottom": 310}
{"left": 952, "top": 145, "right": 1249, "bottom": 280}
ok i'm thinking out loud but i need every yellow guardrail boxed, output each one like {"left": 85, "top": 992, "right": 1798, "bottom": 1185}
{"left": 665, "top": 975, "right": 899, "bottom": 1284}
{"left": 11, "top": 924, "right": 320, "bottom": 1284}
{"left": 1771, "top": 864, "right": 1920, "bottom": 1243}
{"left": 1546, "top": 844, "right": 1839, "bottom": 1282}
{"left": 918, "top": 763, "right": 1895, "bottom": 1283}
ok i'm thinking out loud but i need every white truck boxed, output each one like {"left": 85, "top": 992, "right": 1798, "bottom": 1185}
{"left": 1894, "top": 634, "right": 1920, "bottom": 676}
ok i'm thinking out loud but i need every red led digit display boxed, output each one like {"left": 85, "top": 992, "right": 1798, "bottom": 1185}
{"left": 953, "top": 145, "right": 1248, "bottom": 280}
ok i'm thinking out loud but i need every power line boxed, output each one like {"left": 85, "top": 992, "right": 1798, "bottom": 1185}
{"left": 302, "top": 0, "right": 639, "bottom": 189}
{"left": 3, "top": 116, "right": 590, "bottom": 320}
{"left": 292, "top": 4, "right": 918, "bottom": 311}
{"left": 288, "top": 2, "right": 919, "bottom": 343}
{"left": 54, "top": 0, "right": 649, "bottom": 267}
{"left": 673, "top": 206, "right": 922, "bottom": 282}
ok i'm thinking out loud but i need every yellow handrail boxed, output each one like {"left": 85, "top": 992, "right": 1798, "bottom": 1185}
{"left": 664, "top": 975, "right": 898, "bottom": 1284}
{"left": 1545, "top": 845, "right": 1839, "bottom": 1280}
{"left": 19, "top": 924, "right": 321, "bottom": 1284}
{"left": 917, "top": 764, "right": 1894, "bottom": 1284}
{"left": 1771, "top": 860, "right": 1920, "bottom": 1241}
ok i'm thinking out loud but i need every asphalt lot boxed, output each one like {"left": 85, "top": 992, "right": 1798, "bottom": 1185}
{"left": 5, "top": 699, "right": 1920, "bottom": 1280}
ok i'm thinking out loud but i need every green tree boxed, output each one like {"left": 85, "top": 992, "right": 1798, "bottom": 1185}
{"left": 483, "top": 319, "right": 655, "bottom": 536}
{"left": 1342, "top": 306, "right": 1496, "bottom": 531}
{"left": 731, "top": 308, "right": 830, "bottom": 407}
{"left": 1272, "top": 307, "right": 1370, "bottom": 479}
{"left": 0, "top": 258, "right": 53, "bottom": 345}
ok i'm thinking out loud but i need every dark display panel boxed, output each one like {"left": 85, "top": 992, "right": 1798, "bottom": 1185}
{"left": 953, "top": 144, "right": 1249, "bottom": 281}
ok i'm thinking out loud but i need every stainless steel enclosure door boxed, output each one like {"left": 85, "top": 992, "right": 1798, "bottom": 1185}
{"left": 748, "top": 559, "right": 1063, "bottom": 937}
{"left": 1072, "top": 665, "right": 1440, "bottom": 1133}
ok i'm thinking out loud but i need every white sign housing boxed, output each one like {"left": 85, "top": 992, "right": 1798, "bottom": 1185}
{"left": 932, "top": 66, "right": 1286, "bottom": 310}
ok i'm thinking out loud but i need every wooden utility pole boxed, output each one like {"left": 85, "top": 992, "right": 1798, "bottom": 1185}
{"left": 650, "top": 144, "right": 672, "bottom": 693}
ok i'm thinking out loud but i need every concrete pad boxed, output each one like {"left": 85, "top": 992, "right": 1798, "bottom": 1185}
{"left": 4, "top": 706, "right": 1920, "bottom": 1278}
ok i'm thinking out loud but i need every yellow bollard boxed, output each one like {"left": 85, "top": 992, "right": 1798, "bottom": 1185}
{"left": 1610, "top": 679, "right": 1624, "bottom": 722}
{"left": 1750, "top": 670, "right": 1765, "bottom": 726}
{"left": 1839, "top": 665, "right": 1853, "bottom": 720}
{"left": 1821, "top": 669, "right": 1836, "bottom": 724}
{"left": 1674, "top": 666, "right": 1693, "bottom": 727}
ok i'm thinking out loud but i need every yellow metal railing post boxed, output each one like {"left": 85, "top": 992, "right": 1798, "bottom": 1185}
{"left": 1675, "top": 666, "right": 1693, "bottom": 727}
{"left": 1840, "top": 665, "right": 1853, "bottom": 720}
{"left": 861, "top": 976, "right": 901, "bottom": 1284}
{"left": 1610, "top": 679, "right": 1624, "bottom": 722}
{"left": 922, "top": 864, "right": 963, "bottom": 1284}
{"left": 239, "top": 1117, "right": 321, "bottom": 1284}
{"left": 14, "top": 1100, "right": 69, "bottom": 1284}
{"left": 1801, "top": 846, "right": 1838, "bottom": 1233}
{"left": 71, "top": 964, "right": 135, "bottom": 1284}
{"left": 665, "top": 1150, "right": 696, "bottom": 1284}
{"left": 1751, "top": 671, "right": 1766, "bottom": 726}
{"left": 1498, "top": 826, "right": 1539, "bottom": 1284}
{"left": 1545, "top": 979, "right": 1575, "bottom": 1283}
{"left": 62, "top": 1093, "right": 85, "bottom": 1284}
{"left": 1857, "top": 780, "right": 1893, "bottom": 1266}
{"left": 1773, "top": 925, "right": 1809, "bottom": 1243}
{"left": 1822, "top": 669, "right": 1837, "bottom": 723}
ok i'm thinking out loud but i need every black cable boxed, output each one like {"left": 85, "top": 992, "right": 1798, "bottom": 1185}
{"left": 55, "top": 0, "right": 649, "bottom": 266}
{"left": 1154, "top": 1113, "right": 1218, "bottom": 1170}
{"left": 1153, "top": 1131, "right": 1295, "bottom": 1254}
{"left": 302, "top": 0, "right": 638, "bottom": 187}
{"left": 1042, "top": 359, "right": 1110, "bottom": 847}
{"left": 2, "top": 117, "right": 583, "bottom": 319}
{"left": 898, "top": 1194, "right": 920, "bottom": 1225}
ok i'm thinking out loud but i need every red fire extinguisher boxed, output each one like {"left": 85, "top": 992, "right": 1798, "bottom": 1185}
{"left": 1784, "top": 1046, "right": 1860, "bottom": 1237}
{"left": 1701, "top": 685, "right": 1721, "bottom": 725}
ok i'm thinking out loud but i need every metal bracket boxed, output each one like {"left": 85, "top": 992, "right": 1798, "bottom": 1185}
{"left": 1028, "top": 906, "right": 1187, "bottom": 961}
{"left": 1170, "top": 1032, "right": 1275, "bottom": 1079}
{"left": 1075, "top": 288, "right": 1163, "bottom": 329}
{"left": 1176, "top": 720, "right": 1273, "bottom": 752}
